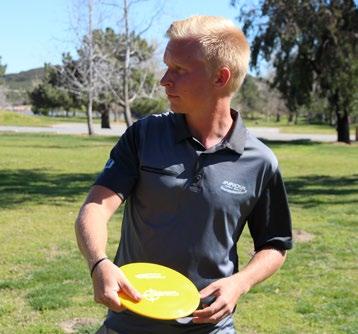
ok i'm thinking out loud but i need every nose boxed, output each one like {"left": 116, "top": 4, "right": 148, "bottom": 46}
{"left": 160, "top": 70, "right": 173, "bottom": 87}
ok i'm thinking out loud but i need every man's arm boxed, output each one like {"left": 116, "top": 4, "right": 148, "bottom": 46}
{"left": 75, "top": 185, "right": 141, "bottom": 312}
{"left": 192, "top": 247, "right": 286, "bottom": 324}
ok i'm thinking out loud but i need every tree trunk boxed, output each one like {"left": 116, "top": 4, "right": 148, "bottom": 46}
{"left": 123, "top": 0, "right": 133, "bottom": 128}
{"left": 329, "top": 109, "right": 333, "bottom": 126}
{"left": 276, "top": 112, "right": 280, "bottom": 122}
{"left": 101, "top": 108, "right": 111, "bottom": 128}
{"left": 288, "top": 111, "right": 294, "bottom": 123}
{"left": 294, "top": 109, "right": 299, "bottom": 125}
{"left": 87, "top": 97, "right": 94, "bottom": 135}
{"left": 336, "top": 109, "right": 350, "bottom": 144}
{"left": 85, "top": 0, "right": 95, "bottom": 136}
{"left": 331, "top": 90, "right": 350, "bottom": 144}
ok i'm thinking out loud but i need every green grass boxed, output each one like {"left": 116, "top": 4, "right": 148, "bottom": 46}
{"left": 0, "top": 133, "right": 357, "bottom": 333}
{"left": 0, "top": 110, "right": 53, "bottom": 127}
{"left": 245, "top": 118, "right": 352, "bottom": 135}
{"left": 0, "top": 110, "right": 101, "bottom": 127}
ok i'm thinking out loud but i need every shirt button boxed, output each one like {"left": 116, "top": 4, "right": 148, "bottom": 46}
{"left": 194, "top": 173, "right": 202, "bottom": 182}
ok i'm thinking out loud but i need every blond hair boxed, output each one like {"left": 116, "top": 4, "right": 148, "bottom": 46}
{"left": 166, "top": 15, "right": 250, "bottom": 94}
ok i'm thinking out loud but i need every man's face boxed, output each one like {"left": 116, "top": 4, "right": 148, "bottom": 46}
{"left": 160, "top": 39, "right": 214, "bottom": 114}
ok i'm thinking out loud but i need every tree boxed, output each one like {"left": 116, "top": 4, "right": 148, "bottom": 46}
{"left": 0, "top": 57, "right": 6, "bottom": 78}
{"left": 233, "top": 0, "right": 358, "bottom": 143}
{"left": 61, "top": 0, "right": 161, "bottom": 131}
{"left": 61, "top": 26, "right": 158, "bottom": 128}
{"left": 100, "top": 0, "right": 163, "bottom": 127}
{"left": 88, "top": 27, "right": 158, "bottom": 127}
{"left": 0, "top": 57, "right": 7, "bottom": 108}
{"left": 30, "top": 27, "right": 160, "bottom": 126}
{"left": 232, "top": 75, "right": 264, "bottom": 120}
{"left": 29, "top": 64, "right": 81, "bottom": 115}
{"left": 61, "top": 0, "right": 97, "bottom": 134}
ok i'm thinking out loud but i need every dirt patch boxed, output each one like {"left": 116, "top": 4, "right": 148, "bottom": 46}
{"left": 59, "top": 318, "right": 99, "bottom": 333}
{"left": 293, "top": 229, "right": 315, "bottom": 243}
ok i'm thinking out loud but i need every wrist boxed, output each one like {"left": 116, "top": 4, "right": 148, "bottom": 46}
{"left": 234, "top": 272, "right": 253, "bottom": 295}
{"left": 87, "top": 253, "right": 107, "bottom": 269}
{"left": 90, "top": 256, "right": 109, "bottom": 277}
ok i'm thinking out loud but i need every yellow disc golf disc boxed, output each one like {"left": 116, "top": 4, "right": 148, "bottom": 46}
{"left": 118, "top": 262, "right": 200, "bottom": 320}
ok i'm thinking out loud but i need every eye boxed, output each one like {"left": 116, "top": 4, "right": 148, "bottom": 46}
{"left": 175, "top": 66, "right": 186, "bottom": 74}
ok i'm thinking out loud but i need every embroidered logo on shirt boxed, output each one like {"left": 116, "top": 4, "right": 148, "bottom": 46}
{"left": 220, "top": 181, "right": 247, "bottom": 194}
{"left": 104, "top": 159, "right": 115, "bottom": 169}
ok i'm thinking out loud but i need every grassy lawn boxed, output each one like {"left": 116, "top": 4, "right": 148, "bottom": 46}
{"left": 0, "top": 110, "right": 53, "bottom": 127}
{"left": 0, "top": 133, "right": 357, "bottom": 334}
{"left": 0, "top": 110, "right": 101, "bottom": 127}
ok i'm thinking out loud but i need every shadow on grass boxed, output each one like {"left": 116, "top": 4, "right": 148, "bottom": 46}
{"left": 285, "top": 174, "right": 358, "bottom": 208}
{"left": 260, "top": 138, "right": 322, "bottom": 146}
{"left": 0, "top": 169, "right": 97, "bottom": 208}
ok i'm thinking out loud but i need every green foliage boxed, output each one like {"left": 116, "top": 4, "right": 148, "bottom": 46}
{"left": 29, "top": 64, "right": 81, "bottom": 115}
{"left": 234, "top": 0, "right": 358, "bottom": 142}
{"left": 74, "top": 28, "right": 156, "bottom": 103}
{"left": 90, "top": 28, "right": 154, "bottom": 64}
{"left": 0, "top": 56, "right": 6, "bottom": 78}
{"left": 233, "top": 75, "right": 264, "bottom": 118}
{"left": 131, "top": 97, "right": 168, "bottom": 118}
{"left": 29, "top": 28, "right": 158, "bottom": 127}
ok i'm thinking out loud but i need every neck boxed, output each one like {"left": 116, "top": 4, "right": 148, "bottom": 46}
{"left": 185, "top": 99, "right": 233, "bottom": 149}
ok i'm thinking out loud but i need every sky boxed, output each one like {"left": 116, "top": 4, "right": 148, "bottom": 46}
{"left": 0, "top": 0, "right": 247, "bottom": 74}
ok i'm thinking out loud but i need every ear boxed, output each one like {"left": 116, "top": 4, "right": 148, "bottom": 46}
{"left": 213, "top": 67, "right": 231, "bottom": 88}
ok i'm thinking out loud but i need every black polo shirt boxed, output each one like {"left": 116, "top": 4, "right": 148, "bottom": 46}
{"left": 95, "top": 110, "right": 292, "bottom": 333}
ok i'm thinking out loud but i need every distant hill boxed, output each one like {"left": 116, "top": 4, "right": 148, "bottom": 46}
{"left": 4, "top": 68, "right": 44, "bottom": 91}
{"left": 3, "top": 68, "right": 45, "bottom": 105}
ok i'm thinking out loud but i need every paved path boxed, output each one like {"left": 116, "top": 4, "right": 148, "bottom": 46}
{"left": 0, "top": 122, "right": 355, "bottom": 142}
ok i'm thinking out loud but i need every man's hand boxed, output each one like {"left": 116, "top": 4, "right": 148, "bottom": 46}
{"left": 92, "top": 259, "right": 142, "bottom": 312}
{"left": 192, "top": 273, "right": 247, "bottom": 324}
{"left": 192, "top": 247, "right": 287, "bottom": 324}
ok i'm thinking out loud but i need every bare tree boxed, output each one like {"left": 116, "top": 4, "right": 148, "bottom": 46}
{"left": 0, "top": 87, "right": 8, "bottom": 109}
{"left": 101, "top": 0, "right": 163, "bottom": 127}
{"left": 60, "top": 0, "right": 163, "bottom": 132}
{"left": 61, "top": 0, "right": 99, "bottom": 135}
{"left": 62, "top": 0, "right": 112, "bottom": 135}
{"left": 0, "top": 57, "right": 8, "bottom": 109}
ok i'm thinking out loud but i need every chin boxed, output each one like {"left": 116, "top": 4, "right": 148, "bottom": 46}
{"left": 169, "top": 103, "right": 183, "bottom": 114}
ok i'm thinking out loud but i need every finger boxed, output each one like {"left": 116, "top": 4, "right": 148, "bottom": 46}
{"left": 199, "top": 283, "right": 218, "bottom": 299}
{"left": 193, "top": 298, "right": 224, "bottom": 318}
{"left": 193, "top": 298, "right": 230, "bottom": 324}
{"left": 99, "top": 289, "right": 126, "bottom": 312}
{"left": 118, "top": 273, "right": 142, "bottom": 301}
{"left": 192, "top": 307, "right": 228, "bottom": 324}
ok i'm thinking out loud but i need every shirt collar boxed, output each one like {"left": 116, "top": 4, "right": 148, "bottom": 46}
{"left": 223, "top": 109, "right": 247, "bottom": 154}
{"left": 173, "top": 109, "right": 247, "bottom": 154}
{"left": 173, "top": 113, "right": 192, "bottom": 143}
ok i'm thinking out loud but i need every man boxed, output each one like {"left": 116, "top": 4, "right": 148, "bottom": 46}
{"left": 75, "top": 15, "right": 292, "bottom": 334}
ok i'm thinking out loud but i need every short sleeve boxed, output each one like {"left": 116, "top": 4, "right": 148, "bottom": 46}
{"left": 247, "top": 168, "right": 293, "bottom": 251}
{"left": 94, "top": 124, "right": 139, "bottom": 200}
